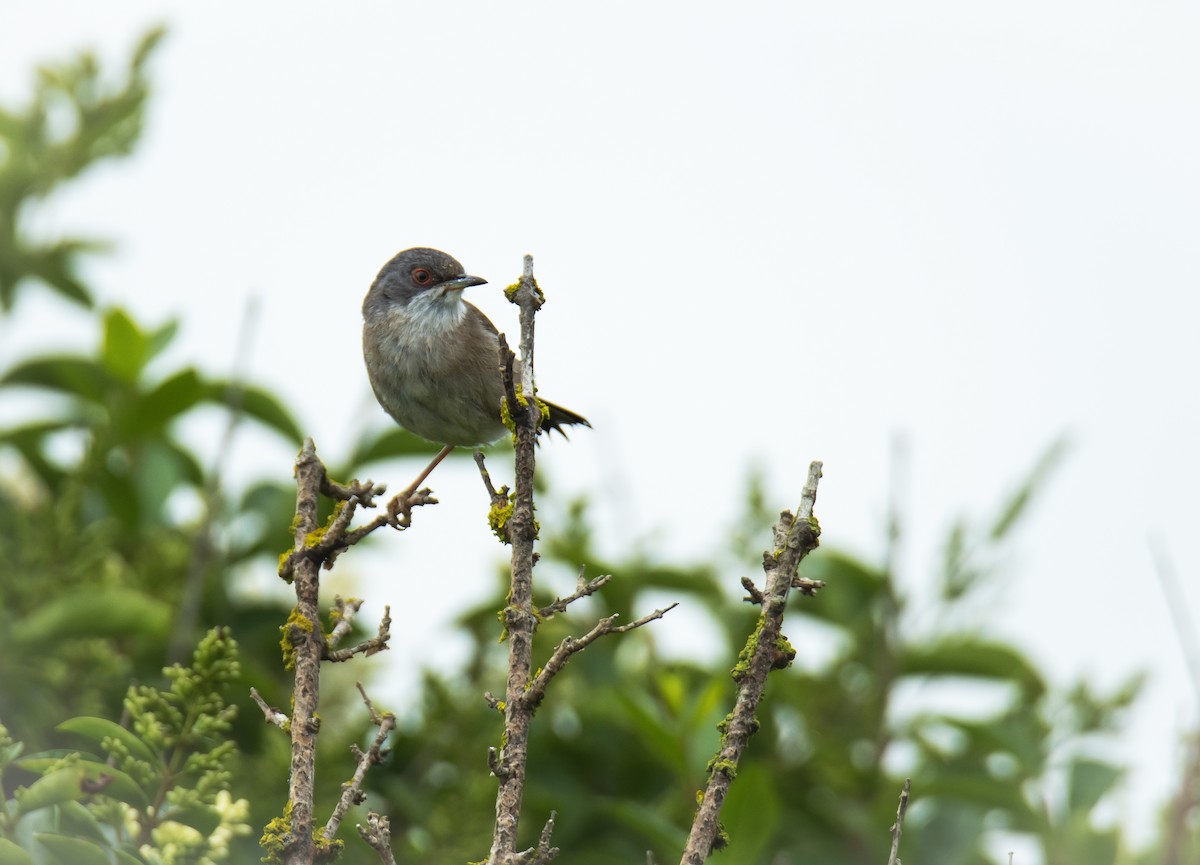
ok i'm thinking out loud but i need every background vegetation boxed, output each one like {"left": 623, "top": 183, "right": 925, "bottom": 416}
{"left": 0, "top": 32, "right": 1194, "bottom": 865}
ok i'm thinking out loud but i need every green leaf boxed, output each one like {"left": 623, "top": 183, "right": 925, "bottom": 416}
{"left": 201, "top": 381, "right": 303, "bottom": 443}
{"left": 901, "top": 639, "right": 1045, "bottom": 697}
{"left": 56, "top": 800, "right": 108, "bottom": 843}
{"left": 13, "top": 588, "right": 171, "bottom": 644}
{"left": 33, "top": 834, "right": 113, "bottom": 865}
{"left": 128, "top": 368, "right": 203, "bottom": 435}
{"left": 0, "top": 838, "right": 35, "bottom": 865}
{"left": 1067, "top": 757, "right": 1122, "bottom": 813}
{"left": 600, "top": 797, "right": 688, "bottom": 856}
{"left": 0, "top": 739, "right": 24, "bottom": 771}
{"left": 989, "top": 437, "right": 1069, "bottom": 540}
{"left": 14, "top": 767, "right": 90, "bottom": 814}
{"left": 145, "top": 318, "right": 180, "bottom": 363}
{"left": 612, "top": 690, "right": 689, "bottom": 777}
{"left": 21, "top": 239, "right": 106, "bottom": 309}
{"left": 16, "top": 757, "right": 149, "bottom": 808}
{"left": 56, "top": 717, "right": 157, "bottom": 765}
{"left": 101, "top": 307, "right": 148, "bottom": 383}
{"left": 0, "top": 358, "right": 111, "bottom": 403}
{"left": 344, "top": 426, "right": 445, "bottom": 470}
{"left": 166, "top": 803, "right": 222, "bottom": 835}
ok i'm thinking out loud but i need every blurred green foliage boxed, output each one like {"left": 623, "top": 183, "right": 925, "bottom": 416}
{"left": 1, "top": 30, "right": 1195, "bottom": 865}
{"left": 0, "top": 629, "right": 250, "bottom": 864}
{"left": 372, "top": 473, "right": 1153, "bottom": 865}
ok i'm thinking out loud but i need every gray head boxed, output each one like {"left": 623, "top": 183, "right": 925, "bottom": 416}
{"left": 363, "top": 247, "right": 487, "bottom": 317}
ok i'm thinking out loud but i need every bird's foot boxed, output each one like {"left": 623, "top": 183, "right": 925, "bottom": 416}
{"left": 385, "top": 487, "right": 437, "bottom": 529}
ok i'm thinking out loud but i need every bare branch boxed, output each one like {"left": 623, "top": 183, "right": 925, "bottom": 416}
{"left": 357, "top": 812, "right": 397, "bottom": 865}
{"left": 739, "top": 576, "right": 763, "bottom": 605}
{"left": 681, "top": 460, "right": 824, "bottom": 865}
{"left": 525, "top": 604, "right": 679, "bottom": 710}
{"left": 886, "top": 778, "right": 912, "bottom": 865}
{"left": 513, "top": 811, "right": 559, "bottom": 865}
{"left": 324, "top": 684, "right": 396, "bottom": 841}
{"left": 249, "top": 687, "right": 289, "bottom": 730}
{"left": 325, "top": 596, "right": 363, "bottom": 648}
{"left": 326, "top": 605, "right": 391, "bottom": 662}
{"left": 538, "top": 566, "right": 613, "bottom": 618}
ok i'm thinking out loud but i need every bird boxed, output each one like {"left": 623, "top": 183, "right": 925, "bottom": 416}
{"left": 362, "top": 247, "right": 589, "bottom": 510}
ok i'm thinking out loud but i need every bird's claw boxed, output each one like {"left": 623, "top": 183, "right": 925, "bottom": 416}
{"left": 385, "top": 488, "right": 437, "bottom": 529}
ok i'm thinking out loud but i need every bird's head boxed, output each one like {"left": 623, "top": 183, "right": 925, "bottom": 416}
{"left": 364, "top": 247, "right": 487, "bottom": 317}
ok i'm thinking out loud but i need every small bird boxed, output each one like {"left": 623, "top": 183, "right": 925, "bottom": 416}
{"left": 362, "top": 247, "right": 589, "bottom": 504}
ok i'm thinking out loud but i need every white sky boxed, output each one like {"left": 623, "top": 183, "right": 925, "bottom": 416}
{"left": 2, "top": 1, "right": 1198, "bottom": 854}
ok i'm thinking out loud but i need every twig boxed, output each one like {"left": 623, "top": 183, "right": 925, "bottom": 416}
{"left": 249, "top": 687, "right": 289, "bottom": 729}
{"left": 325, "top": 605, "right": 392, "bottom": 662}
{"left": 513, "top": 811, "right": 559, "bottom": 865}
{"left": 277, "top": 450, "right": 402, "bottom": 581}
{"left": 538, "top": 566, "right": 613, "bottom": 618}
{"left": 886, "top": 778, "right": 911, "bottom": 865}
{"left": 681, "top": 460, "right": 824, "bottom": 864}
{"left": 524, "top": 604, "right": 679, "bottom": 711}
{"left": 357, "top": 812, "right": 397, "bottom": 865}
{"left": 323, "top": 684, "right": 396, "bottom": 841}
{"left": 325, "top": 596, "right": 363, "bottom": 648}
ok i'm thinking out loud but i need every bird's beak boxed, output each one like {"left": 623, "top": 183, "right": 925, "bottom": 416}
{"left": 438, "top": 274, "right": 488, "bottom": 295}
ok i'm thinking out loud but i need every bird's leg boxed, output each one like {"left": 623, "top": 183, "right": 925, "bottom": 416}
{"left": 405, "top": 444, "right": 455, "bottom": 496}
{"left": 386, "top": 445, "right": 455, "bottom": 527}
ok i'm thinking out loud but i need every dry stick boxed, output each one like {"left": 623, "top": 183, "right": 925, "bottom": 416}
{"left": 886, "top": 778, "right": 911, "bottom": 865}
{"left": 488, "top": 259, "right": 547, "bottom": 865}
{"left": 680, "top": 460, "right": 825, "bottom": 865}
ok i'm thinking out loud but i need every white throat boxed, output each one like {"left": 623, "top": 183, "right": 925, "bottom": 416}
{"left": 399, "top": 289, "right": 467, "bottom": 341}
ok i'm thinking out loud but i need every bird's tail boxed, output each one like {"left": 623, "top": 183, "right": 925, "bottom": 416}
{"left": 542, "top": 400, "right": 591, "bottom": 439}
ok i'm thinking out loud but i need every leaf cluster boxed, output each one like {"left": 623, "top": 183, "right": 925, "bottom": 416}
{"left": 0, "top": 628, "right": 251, "bottom": 865}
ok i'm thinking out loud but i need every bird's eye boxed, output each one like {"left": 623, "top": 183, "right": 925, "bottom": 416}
{"left": 412, "top": 268, "right": 433, "bottom": 285}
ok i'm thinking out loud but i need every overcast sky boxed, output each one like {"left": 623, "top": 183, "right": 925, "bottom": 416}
{"left": 2, "top": 2, "right": 1198, "bottom": 856}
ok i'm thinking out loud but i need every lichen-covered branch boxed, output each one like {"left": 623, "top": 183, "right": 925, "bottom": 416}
{"left": 488, "top": 261, "right": 547, "bottom": 864}
{"left": 681, "top": 460, "right": 825, "bottom": 865}
{"left": 264, "top": 439, "right": 405, "bottom": 864}
{"left": 276, "top": 439, "right": 330, "bottom": 864}
{"left": 277, "top": 445, "right": 408, "bottom": 582}
{"left": 483, "top": 256, "right": 672, "bottom": 864}
{"left": 325, "top": 604, "right": 392, "bottom": 662}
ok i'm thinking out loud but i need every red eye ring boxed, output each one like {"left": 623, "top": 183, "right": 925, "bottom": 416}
{"left": 412, "top": 268, "right": 433, "bottom": 285}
